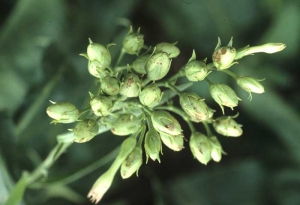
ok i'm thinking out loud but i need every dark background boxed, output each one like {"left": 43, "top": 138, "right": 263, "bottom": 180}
{"left": 0, "top": 0, "right": 300, "bottom": 205}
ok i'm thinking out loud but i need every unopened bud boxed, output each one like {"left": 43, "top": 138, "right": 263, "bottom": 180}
{"left": 120, "top": 146, "right": 143, "bottom": 179}
{"left": 237, "top": 76, "right": 264, "bottom": 100}
{"left": 209, "top": 83, "right": 241, "bottom": 114}
{"left": 146, "top": 52, "right": 171, "bottom": 81}
{"left": 144, "top": 129, "right": 162, "bottom": 163}
{"left": 213, "top": 115, "right": 243, "bottom": 137}
{"left": 46, "top": 101, "right": 79, "bottom": 124}
{"left": 185, "top": 60, "right": 210, "bottom": 81}
{"left": 73, "top": 119, "right": 99, "bottom": 143}
{"left": 132, "top": 54, "right": 150, "bottom": 74}
{"left": 159, "top": 132, "right": 184, "bottom": 151}
{"left": 151, "top": 110, "right": 182, "bottom": 135}
{"left": 139, "top": 84, "right": 162, "bottom": 108}
{"left": 101, "top": 77, "right": 120, "bottom": 96}
{"left": 212, "top": 37, "right": 237, "bottom": 70}
{"left": 119, "top": 73, "right": 141, "bottom": 97}
{"left": 209, "top": 136, "right": 224, "bottom": 162}
{"left": 189, "top": 132, "right": 212, "bottom": 165}
{"left": 87, "top": 39, "right": 111, "bottom": 68}
{"left": 111, "top": 114, "right": 141, "bottom": 136}
{"left": 122, "top": 26, "right": 144, "bottom": 55}
{"left": 90, "top": 96, "right": 113, "bottom": 117}
{"left": 180, "top": 92, "right": 215, "bottom": 122}
{"left": 155, "top": 42, "right": 180, "bottom": 58}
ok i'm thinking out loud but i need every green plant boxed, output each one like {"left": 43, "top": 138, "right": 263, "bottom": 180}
{"left": 4, "top": 26, "right": 285, "bottom": 205}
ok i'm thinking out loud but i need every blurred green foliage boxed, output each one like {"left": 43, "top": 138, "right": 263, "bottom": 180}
{"left": 0, "top": 0, "right": 299, "bottom": 204}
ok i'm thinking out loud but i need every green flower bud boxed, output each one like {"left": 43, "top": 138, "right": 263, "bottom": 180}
{"left": 120, "top": 146, "right": 143, "bottom": 179}
{"left": 87, "top": 39, "right": 111, "bottom": 68}
{"left": 111, "top": 114, "right": 141, "bottom": 136}
{"left": 90, "top": 96, "right": 113, "bottom": 117}
{"left": 145, "top": 52, "right": 171, "bottom": 81}
{"left": 159, "top": 132, "right": 184, "bottom": 151}
{"left": 236, "top": 76, "right": 264, "bottom": 100}
{"left": 119, "top": 73, "right": 141, "bottom": 97}
{"left": 209, "top": 83, "right": 241, "bottom": 114}
{"left": 213, "top": 115, "right": 243, "bottom": 137}
{"left": 151, "top": 110, "right": 182, "bottom": 135}
{"left": 189, "top": 132, "right": 212, "bottom": 165}
{"left": 212, "top": 37, "right": 237, "bottom": 70}
{"left": 139, "top": 84, "right": 162, "bottom": 108}
{"left": 179, "top": 92, "right": 215, "bottom": 122}
{"left": 185, "top": 60, "right": 210, "bottom": 81}
{"left": 155, "top": 42, "right": 180, "bottom": 58}
{"left": 73, "top": 119, "right": 99, "bottom": 143}
{"left": 144, "top": 128, "right": 162, "bottom": 163}
{"left": 88, "top": 61, "right": 110, "bottom": 79}
{"left": 209, "top": 136, "right": 224, "bottom": 162}
{"left": 122, "top": 26, "right": 144, "bottom": 55}
{"left": 101, "top": 77, "right": 120, "bottom": 96}
{"left": 235, "top": 43, "right": 286, "bottom": 60}
{"left": 46, "top": 101, "right": 79, "bottom": 124}
{"left": 132, "top": 54, "right": 150, "bottom": 74}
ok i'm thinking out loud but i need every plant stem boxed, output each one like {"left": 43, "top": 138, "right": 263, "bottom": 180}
{"left": 221, "top": 69, "right": 238, "bottom": 80}
{"left": 202, "top": 121, "right": 213, "bottom": 137}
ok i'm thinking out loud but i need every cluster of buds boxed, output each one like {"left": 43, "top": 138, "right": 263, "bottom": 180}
{"left": 46, "top": 26, "right": 285, "bottom": 204}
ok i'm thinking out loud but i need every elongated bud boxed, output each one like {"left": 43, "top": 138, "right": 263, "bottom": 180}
{"left": 90, "top": 96, "right": 113, "bottom": 117}
{"left": 146, "top": 52, "right": 171, "bottom": 81}
{"left": 120, "top": 146, "right": 143, "bottom": 179}
{"left": 46, "top": 101, "right": 79, "bottom": 124}
{"left": 189, "top": 132, "right": 212, "bottom": 165}
{"left": 212, "top": 37, "right": 237, "bottom": 70}
{"left": 180, "top": 92, "right": 215, "bottom": 122}
{"left": 144, "top": 129, "right": 162, "bottom": 163}
{"left": 139, "top": 84, "right": 162, "bottom": 108}
{"left": 209, "top": 83, "right": 241, "bottom": 114}
{"left": 213, "top": 115, "right": 243, "bottom": 137}
{"left": 155, "top": 42, "right": 180, "bottom": 58}
{"left": 101, "top": 77, "right": 120, "bottom": 96}
{"left": 87, "top": 137, "right": 136, "bottom": 204}
{"left": 236, "top": 76, "right": 264, "bottom": 100}
{"left": 151, "top": 110, "right": 182, "bottom": 135}
{"left": 119, "top": 73, "right": 141, "bottom": 97}
{"left": 111, "top": 114, "right": 141, "bottom": 136}
{"left": 209, "top": 136, "right": 224, "bottom": 162}
{"left": 122, "top": 26, "right": 144, "bottom": 55}
{"left": 87, "top": 39, "right": 111, "bottom": 69}
{"left": 159, "top": 132, "right": 184, "bottom": 151}
{"left": 73, "top": 119, "right": 99, "bottom": 143}
{"left": 235, "top": 43, "right": 286, "bottom": 60}
{"left": 132, "top": 54, "right": 150, "bottom": 74}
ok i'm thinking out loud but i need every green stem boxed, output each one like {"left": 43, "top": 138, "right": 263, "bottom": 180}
{"left": 27, "top": 139, "right": 73, "bottom": 186}
{"left": 202, "top": 121, "right": 213, "bottom": 137}
{"left": 32, "top": 145, "right": 120, "bottom": 188}
{"left": 204, "top": 78, "right": 213, "bottom": 86}
{"left": 164, "top": 82, "right": 182, "bottom": 96}
{"left": 156, "top": 106, "right": 196, "bottom": 135}
{"left": 114, "top": 49, "right": 126, "bottom": 69}
{"left": 221, "top": 69, "right": 238, "bottom": 80}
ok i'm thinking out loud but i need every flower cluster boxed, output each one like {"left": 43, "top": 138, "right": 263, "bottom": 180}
{"left": 46, "top": 26, "right": 285, "bottom": 204}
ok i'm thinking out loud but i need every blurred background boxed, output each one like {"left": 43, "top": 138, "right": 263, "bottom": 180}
{"left": 0, "top": 0, "right": 300, "bottom": 204}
